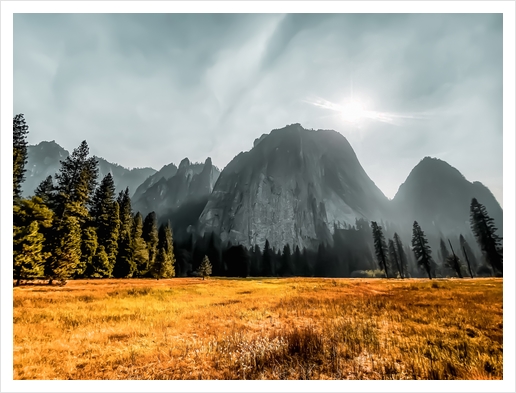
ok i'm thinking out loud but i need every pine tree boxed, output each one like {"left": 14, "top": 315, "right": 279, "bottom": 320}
{"left": 13, "top": 196, "right": 53, "bottom": 285}
{"left": 113, "top": 231, "right": 135, "bottom": 278}
{"left": 152, "top": 223, "right": 175, "bottom": 279}
{"left": 153, "top": 248, "right": 167, "bottom": 279}
{"left": 48, "top": 215, "right": 82, "bottom": 282}
{"left": 393, "top": 233, "right": 408, "bottom": 278}
{"left": 91, "top": 173, "right": 120, "bottom": 272}
{"left": 13, "top": 114, "right": 29, "bottom": 201}
{"left": 142, "top": 212, "right": 159, "bottom": 270}
{"left": 132, "top": 212, "right": 150, "bottom": 277}
{"left": 371, "top": 221, "right": 389, "bottom": 278}
{"left": 199, "top": 255, "right": 212, "bottom": 280}
{"left": 79, "top": 225, "right": 98, "bottom": 278}
{"left": 163, "top": 224, "right": 176, "bottom": 277}
{"left": 262, "top": 240, "right": 273, "bottom": 276}
{"left": 388, "top": 239, "right": 401, "bottom": 278}
{"left": 46, "top": 141, "right": 98, "bottom": 281}
{"left": 470, "top": 198, "right": 503, "bottom": 275}
{"left": 117, "top": 188, "right": 133, "bottom": 232}
{"left": 54, "top": 141, "right": 98, "bottom": 221}
{"left": 113, "top": 188, "right": 135, "bottom": 278}
{"left": 411, "top": 221, "right": 434, "bottom": 279}
{"left": 34, "top": 176, "right": 56, "bottom": 267}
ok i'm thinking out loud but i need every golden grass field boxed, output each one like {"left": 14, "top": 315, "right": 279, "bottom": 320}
{"left": 13, "top": 277, "right": 502, "bottom": 380}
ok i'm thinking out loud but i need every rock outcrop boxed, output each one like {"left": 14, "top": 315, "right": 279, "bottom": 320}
{"left": 197, "top": 124, "right": 391, "bottom": 250}
{"left": 132, "top": 157, "right": 220, "bottom": 217}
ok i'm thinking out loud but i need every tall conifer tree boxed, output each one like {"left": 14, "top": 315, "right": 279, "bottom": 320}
{"left": 142, "top": 211, "right": 159, "bottom": 270}
{"left": 91, "top": 173, "right": 120, "bottom": 274}
{"left": 13, "top": 114, "right": 29, "bottom": 201}
{"left": 411, "top": 221, "right": 434, "bottom": 279}
{"left": 47, "top": 141, "right": 98, "bottom": 280}
{"left": 153, "top": 223, "right": 175, "bottom": 278}
{"left": 371, "top": 221, "right": 390, "bottom": 278}
{"left": 79, "top": 225, "right": 98, "bottom": 277}
{"left": 470, "top": 198, "right": 503, "bottom": 275}
{"left": 132, "top": 212, "right": 150, "bottom": 276}
{"left": 113, "top": 188, "right": 136, "bottom": 278}
{"left": 13, "top": 196, "right": 53, "bottom": 285}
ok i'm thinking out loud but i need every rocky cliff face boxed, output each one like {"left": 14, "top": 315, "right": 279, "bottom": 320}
{"left": 132, "top": 162, "right": 178, "bottom": 202}
{"left": 197, "top": 124, "right": 391, "bottom": 250}
{"left": 132, "top": 157, "right": 220, "bottom": 217}
{"left": 392, "top": 157, "right": 503, "bottom": 238}
{"left": 24, "top": 141, "right": 156, "bottom": 197}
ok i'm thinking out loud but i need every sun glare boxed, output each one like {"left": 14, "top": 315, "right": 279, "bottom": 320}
{"left": 307, "top": 95, "right": 425, "bottom": 126}
{"left": 340, "top": 98, "right": 367, "bottom": 124}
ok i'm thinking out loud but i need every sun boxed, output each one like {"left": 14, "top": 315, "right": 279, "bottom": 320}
{"left": 307, "top": 95, "right": 421, "bottom": 126}
{"left": 340, "top": 98, "right": 368, "bottom": 124}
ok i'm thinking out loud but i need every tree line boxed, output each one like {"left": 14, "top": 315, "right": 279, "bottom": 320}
{"left": 370, "top": 200, "right": 503, "bottom": 279}
{"left": 13, "top": 114, "right": 177, "bottom": 285}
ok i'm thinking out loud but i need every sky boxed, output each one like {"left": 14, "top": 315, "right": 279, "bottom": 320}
{"left": 13, "top": 13, "right": 503, "bottom": 205}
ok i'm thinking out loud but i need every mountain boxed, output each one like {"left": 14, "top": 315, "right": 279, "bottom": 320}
{"left": 132, "top": 157, "right": 220, "bottom": 218}
{"left": 392, "top": 157, "right": 503, "bottom": 238}
{"left": 197, "top": 124, "right": 391, "bottom": 250}
{"left": 23, "top": 141, "right": 157, "bottom": 197}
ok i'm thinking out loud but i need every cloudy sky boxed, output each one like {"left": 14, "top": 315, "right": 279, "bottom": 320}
{"left": 14, "top": 13, "right": 503, "bottom": 205}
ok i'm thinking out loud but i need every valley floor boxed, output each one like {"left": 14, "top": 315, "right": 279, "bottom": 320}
{"left": 13, "top": 277, "right": 502, "bottom": 380}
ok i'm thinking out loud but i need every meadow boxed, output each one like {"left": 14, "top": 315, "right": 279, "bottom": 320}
{"left": 13, "top": 277, "right": 503, "bottom": 380}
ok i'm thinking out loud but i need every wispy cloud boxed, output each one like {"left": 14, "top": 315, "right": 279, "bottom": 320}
{"left": 304, "top": 96, "right": 429, "bottom": 126}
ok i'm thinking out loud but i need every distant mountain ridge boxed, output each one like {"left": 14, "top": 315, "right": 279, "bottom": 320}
{"left": 24, "top": 141, "right": 157, "bottom": 197}
{"left": 132, "top": 157, "right": 221, "bottom": 218}
{"left": 392, "top": 156, "right": 503, "bottom": 238}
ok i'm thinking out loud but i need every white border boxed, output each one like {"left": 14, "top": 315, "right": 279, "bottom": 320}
{"left": 1, "top": 2, "right": 514, "bottom": 392}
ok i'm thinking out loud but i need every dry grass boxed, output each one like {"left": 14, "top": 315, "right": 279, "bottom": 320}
{"left": 13, "top": 277, "right": 502, "bottom": 380}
